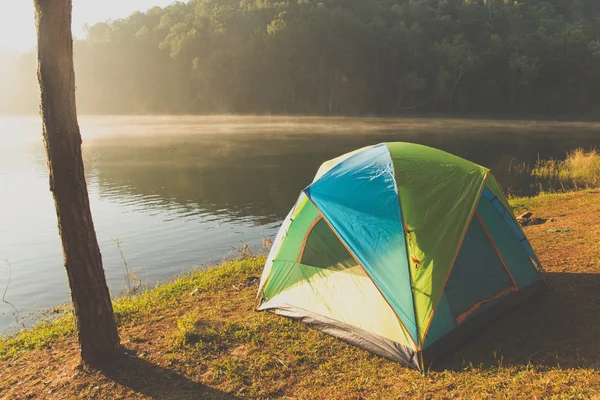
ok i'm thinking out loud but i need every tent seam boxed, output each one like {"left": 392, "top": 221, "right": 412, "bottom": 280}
{"left": 455, "top": 286, "right": 517, "bottom": 324}
{"left": 474, "top": 210, "right": 519, "bottom": 289}
{"left": 485, "top": 189, "right": 545, "bottom": 273}
{"left": 385, "top": 144, "right": 421, "bottom": 351}
{"left": 302, "top": 189, "right": 419, "bottom": 350}
{"left": 257, "top": 191, "right": 304, "bottom": 303}
{"left": 419, "top": 168, "right": 490, "bottom": 347}
{"left": 296, "top": 215, "right": 323, "bottom": 263}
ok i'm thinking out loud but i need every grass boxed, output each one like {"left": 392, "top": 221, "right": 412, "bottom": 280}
{"left": 509, "top": 190, "right": 582, "bottom": 214}
{"left": 511, "top": 148, "right": 600, "bottom": 195}
{"left": 0, "top": 313, "right": 74, "bottom": 360}
{"left": 2, "top": 190, "right": 600, "bottom": 398}
{"left": 0, "top": 257, "right": 260, "bottom": 361}
{"left": 532, "top": 148, "right": 600, "bottom": 189}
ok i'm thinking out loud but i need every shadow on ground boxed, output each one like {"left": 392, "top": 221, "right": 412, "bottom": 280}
{"left": 435, "top": 272, "right": 600, "bottom": 371}
{"left": 103, "top": 354, "right": 239, "bottom": 400}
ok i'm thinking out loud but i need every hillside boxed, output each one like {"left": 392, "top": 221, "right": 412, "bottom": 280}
{"left": 3, "top": 0, "right": 600, "bottom": 116}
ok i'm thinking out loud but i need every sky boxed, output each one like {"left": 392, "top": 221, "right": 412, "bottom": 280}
{"left": 0, "top": 0, "right": 179, "bottom": 53}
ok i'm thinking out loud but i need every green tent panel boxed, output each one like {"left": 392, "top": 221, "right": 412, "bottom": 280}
{"left": 386, "top": 142, "right": 489, "bottom": 344}
{"left": 257, "top": 142, "right": 546, "bottom": 371}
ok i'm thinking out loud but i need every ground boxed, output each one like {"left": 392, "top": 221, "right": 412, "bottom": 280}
{"left": 1, "top": 190, "right": 600, "bottom": 399}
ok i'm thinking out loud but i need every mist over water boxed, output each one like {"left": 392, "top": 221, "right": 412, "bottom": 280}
{"left": 1, "top": 115, "right": 599, "bottom": 332}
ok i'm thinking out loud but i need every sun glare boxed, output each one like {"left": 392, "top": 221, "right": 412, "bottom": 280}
{"left": 0, "top": 2, "right": 36, "bottom": 52}
{"left": 0, "top": 0, "right": 177, "bottom": 52}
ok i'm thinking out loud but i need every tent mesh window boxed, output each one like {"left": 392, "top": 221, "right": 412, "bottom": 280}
{"left": 299, "top": 217, "right": 358, "bottom": 271}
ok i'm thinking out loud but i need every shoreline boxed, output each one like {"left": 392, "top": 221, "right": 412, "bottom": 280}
{"left": 2, "top": 189, "right": 599, "bottom": 398}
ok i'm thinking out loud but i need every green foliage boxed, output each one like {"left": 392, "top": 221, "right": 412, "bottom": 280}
{"left": 64, "top": 0, "right": 600, "bottom": 116}
{"left": 0, "top": 314, "right": 75, "bottom": 360}
{"left": 172, "top": 311, "right": 200, "bottom": 348}
{"left": 0, "top": 256, "right": 266, "bottom": 360}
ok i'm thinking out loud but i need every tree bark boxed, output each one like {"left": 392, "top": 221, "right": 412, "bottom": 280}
{"left": 33, "top": 0, "right": 121, "bottom": 368}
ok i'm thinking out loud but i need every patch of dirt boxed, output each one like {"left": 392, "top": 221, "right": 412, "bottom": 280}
{"left": 230, "top": 345, "right": 250, "bottom": 359}
{"left": 232, "top": 276, "right": 260, "bottom": 291}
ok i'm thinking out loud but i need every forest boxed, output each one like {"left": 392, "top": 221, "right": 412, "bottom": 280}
{"left": 5, "top": 0, "right": 600, "bottom": 116}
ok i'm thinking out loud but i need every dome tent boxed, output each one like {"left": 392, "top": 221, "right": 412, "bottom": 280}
{"left": 256, "top": 142, "right": 546, "bottom": 371}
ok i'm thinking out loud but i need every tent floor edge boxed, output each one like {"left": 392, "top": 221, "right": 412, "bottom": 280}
{"left": 421, "top": 280, "right": 548, "bottom": 370}
{"left": 258, "top": 303, "right": 421, "bottom": 371}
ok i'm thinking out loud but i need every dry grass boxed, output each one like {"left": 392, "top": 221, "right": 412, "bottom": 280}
{"left": 1, "top": 190, "right": 600, "bottom": 399}
{"left": 529, "top": 148, "right": 600, "bottom": 192}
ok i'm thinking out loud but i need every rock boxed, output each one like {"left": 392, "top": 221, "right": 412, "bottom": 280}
{"left": 547, "top": 228, "right": 571, "bottom": 233}
{"left": 244, "top": 276, "right": 260, "bottom": 287}
{"left": 518, "top": 211, "right": 533, "bottom": 220}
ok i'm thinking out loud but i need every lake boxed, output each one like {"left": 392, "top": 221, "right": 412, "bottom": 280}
{"left": 1, "top": 115, "right": 599, "bottom": 333}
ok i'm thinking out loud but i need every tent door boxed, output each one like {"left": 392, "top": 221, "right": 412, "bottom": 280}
{"left": 444, "top": 213, "right": 517, "bottom": 324}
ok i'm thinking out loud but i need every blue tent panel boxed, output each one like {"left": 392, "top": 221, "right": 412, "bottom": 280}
{"left": 482, "top": 188, "right": 541, "bottom": 267}
{"left": 477, "top": 196, "right": 542, "bottom": 288}
{"left": 444, "top": 216, "right": 514, "bottom": 322}
{"left": 305, "top": 143, "right": 418, "bottom": 344}
{"left": 422, "top": 291, "right": 457, "bottom": 349}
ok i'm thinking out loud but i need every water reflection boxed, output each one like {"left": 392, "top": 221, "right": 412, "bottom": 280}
{"left": 84, "top": 117, "right": 600, "bottom": 223}
{"left": 1, "top": 115, "right": 600, "bottom": 333}
{"left": 85, "top": 134, "right": 320, "bottom": 223}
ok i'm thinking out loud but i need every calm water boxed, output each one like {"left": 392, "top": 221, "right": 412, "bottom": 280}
{"left": 1, "top": 115, "right": 599, "bottom": 332}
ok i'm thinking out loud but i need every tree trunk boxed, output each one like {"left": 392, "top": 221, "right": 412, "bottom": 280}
{"left": 449, "top": 78, "right": 459, "bottom": 112}
{"left": 34, "top": 0, "right": 121, "bottom": 368}
{"left": 449, "top": 67, "right": 466, "bottom": 112}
